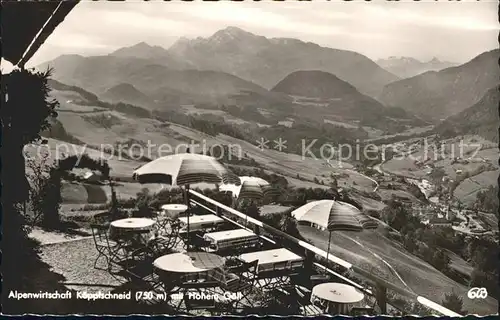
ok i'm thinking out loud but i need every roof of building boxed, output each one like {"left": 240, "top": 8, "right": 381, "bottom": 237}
{"left": 2, "top": 1, "right": 79, "bottom": 67}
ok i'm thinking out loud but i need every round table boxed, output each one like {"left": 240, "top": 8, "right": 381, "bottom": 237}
{"left": 161, "top": 204, "right": 188, "bottom": 219}
{"left": 109, "top": 218, "right": 156, "bottom": 245}
{"left": 312, "top": 282, "right": 365, "bottom": 315}
{"left": 110, "top": 218, "right": 156, "bottom": 230}
{"left": 154, "top": 251, "right": 224, "bottom": 273}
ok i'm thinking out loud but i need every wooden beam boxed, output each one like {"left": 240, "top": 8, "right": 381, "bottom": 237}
{"left": 1, "top": 2, "right": 59, "bottom": 64}
{"left": 18, "top": 1, "right": 80, "bottom": 67}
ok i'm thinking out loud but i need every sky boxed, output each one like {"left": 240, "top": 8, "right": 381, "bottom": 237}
{"left": 25, "top": 0, "right": 498, "bottom": 67}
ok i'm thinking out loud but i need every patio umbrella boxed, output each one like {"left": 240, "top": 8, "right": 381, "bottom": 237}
{"left": 220, "top": 176, "right": 280, "bottom": 199}
{"left": 220, "top": 176, "right": 280, "bottom": 225}
{"left": 291, "top": 200, "right": 378, "bottom": 269}
{"left": 133, "top": 153, "right": 240, "bottom": 250}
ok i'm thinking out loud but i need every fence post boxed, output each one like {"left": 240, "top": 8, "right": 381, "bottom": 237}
{"left": 375, "top": 284, "right": 387, "bottom": 314}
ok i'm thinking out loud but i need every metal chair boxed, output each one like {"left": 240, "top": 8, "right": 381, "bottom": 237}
{"left": 148, "top": 235, "right": 176, "bottom": 257}
{"left": 153, "top": 212, "right": 171, "bottom": 235}
{"left": 304, "top": 290, "right": 326, "bottom": 315}
{"left": 91, "top": 224, "right": 128, "bottom": 272}
{"left": 301, "top": 304, "right": 324, "bottom": 316}
{"left": 168, "top": 220, "right": 184, "bottom": 249}
{"left": 211, "top": 260, "right": 259, "bottom": 310}
{"left": 103, "top": 226, "right": 155, "bottom": 274}
{"left": 184, "top": 293, "right": 217, "bottom": 313}
{"left": 178, "top": 281, "right": 219, "bottom": 313}
{"left": 148, "top": 220, "right": 180, "bottom": 256}
{"left": 258, "top": 261, "right": 291, "bottom": 288}
{"left": 192, "top": 234, "right": 212, "bottom": 251}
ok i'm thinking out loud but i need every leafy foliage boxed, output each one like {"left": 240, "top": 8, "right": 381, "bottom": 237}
{"left": 1, "top": 68, "right": 59, "bottom": 203}
{"left": 237, "top": 200, "right": 261, "bottom": 220}
{"left": 260, "top": 208, "right": 304, "bottom": 241}
{"left": 132, "top": 188, "right": 155, "bottom": 218}
{"left": 380, "top": 201, "right": 453, "bottom": 272}
{"left": 475, "top": 185, "right": 498, "bottom": 215}
{"left": 108, "top": 179, "right": 124, "bottom": 220}
{"left": 380, "top": 199, "right": 499, "bottom": 299}
{"left": 1, "top": 68, "right": 65, "bottom": 313}
{"left": 25, "top": 153, "right": 62, "bottom": 227}
{"left": 82, "top": 113, "right": 122, "bottom": 129}
{"left": 2, "top": 69, "right": 59, "bottom": 144}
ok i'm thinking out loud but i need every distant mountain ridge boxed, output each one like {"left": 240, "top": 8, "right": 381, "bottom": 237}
{"left": 435, "top": 87, "right": 499, "bottom": 142}
{"left": 37, "top": 54, "right": 268, "bottom": 108}
{"left": 101, "top": 83, "right": 154, "bottom": 107}
{"left": 270, "top": 70, "right": 425, "bottom": 129}
{"left": 108, "top": 26, "right": 399, "bottom": 97}
{"left": 271, "top": 70, "right": 360, "bottom": 99}
{"left": 379, "top": 49, "right": 499, "bottom": 121}
{"left": 377, "top": 56, "right": 458, "bottom": 78}
{"left": 110, "top": 41, "right": 194, "bottom": 69}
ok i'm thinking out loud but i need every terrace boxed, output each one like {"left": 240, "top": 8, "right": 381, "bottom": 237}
{"left": 41, "top": 189, "right": 461, "bottom": 316}
{"left": 3, "top": 2, "right": 493, "bottom": 317}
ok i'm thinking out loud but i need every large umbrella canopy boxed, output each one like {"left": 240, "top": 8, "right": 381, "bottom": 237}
{"left": 291, "top": 200, "right": 378, "bottom": 232}
{"left": 132, "top": 153, "right": 240, "bottom": 186}
{"left": 220, "top": 176, "right": 277, "bottom": 200}
{"left": 312, "top": 282, "right": 365, "bottom": 304}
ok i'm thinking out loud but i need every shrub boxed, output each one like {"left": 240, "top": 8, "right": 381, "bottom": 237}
{"left": 108, "top": 180, "right": 122, "bottom": 220}
{"left": 441, "top": 292, "right": 467, "bottom": 315}
{"left": 26, "top": 155, "right": 62, "bottom": 229}
{"left": 132, "top": 188, "right": 155, "bottom": 218}
{"left": 82, "top": 113, "right": 122, "bottom": 129}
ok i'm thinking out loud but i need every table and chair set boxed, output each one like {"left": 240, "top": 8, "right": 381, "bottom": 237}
{"left": 90, "top": 203, "right": 371, "bottom": 315}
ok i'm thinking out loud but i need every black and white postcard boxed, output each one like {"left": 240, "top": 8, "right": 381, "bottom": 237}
{"left": 1, "top": 0, "right": 498, "bottom": 316}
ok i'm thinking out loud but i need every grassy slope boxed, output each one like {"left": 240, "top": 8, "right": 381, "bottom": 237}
{"left": 298, "top": 225, "right": 498, "bottom": 315}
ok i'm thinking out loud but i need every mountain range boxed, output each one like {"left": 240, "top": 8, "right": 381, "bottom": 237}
{"left": 38, "top": 54, "right": 268, "bottom": 106}
{"left": 111, "top": 41, "right": 193, "bottom": 69}
{"left": 108, "top": 26, "right": 399, "bottom": 97}
{"left": 101, "top": 83, "right": 154, "bottom": 107}
{"left": 376, "top": 56, "right": 458, "bottom": 79}
{"left": 38, "top": 27, "right": 498, "bottom": 132}
{"left": 379, "top": 49, "right": 499, "bottom": 121}
{"left": 435, "top": 87, "right": 499, "bottom": 142}
{"left": 270, "top": 70, "right": 422, "bottom": 129}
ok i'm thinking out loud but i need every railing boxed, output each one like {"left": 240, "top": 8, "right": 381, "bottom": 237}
{"left": 188, "top": 189, "right": 461, "bottom": 317}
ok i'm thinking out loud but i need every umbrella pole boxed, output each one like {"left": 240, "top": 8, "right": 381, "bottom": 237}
{"left": 185, "top": 184, "right": 191, "bottom": 252}
{"left": 246, "top": 200, "right": 252, "bottom": 228}
{"left": 326, "top": 231, "right": 332, "bottom": 274}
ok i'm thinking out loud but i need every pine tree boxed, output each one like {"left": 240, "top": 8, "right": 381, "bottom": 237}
{"left": 441, "top": 292, "right": 467, "bottom": 315}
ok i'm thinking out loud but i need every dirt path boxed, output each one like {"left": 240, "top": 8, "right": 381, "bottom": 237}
{"left": 344, "top": 235, "right": 414, "bottom": 293}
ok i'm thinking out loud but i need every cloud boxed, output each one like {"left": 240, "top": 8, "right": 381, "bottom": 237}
{"left": 364, "top": 4, "right": 498, "bottom": 31}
